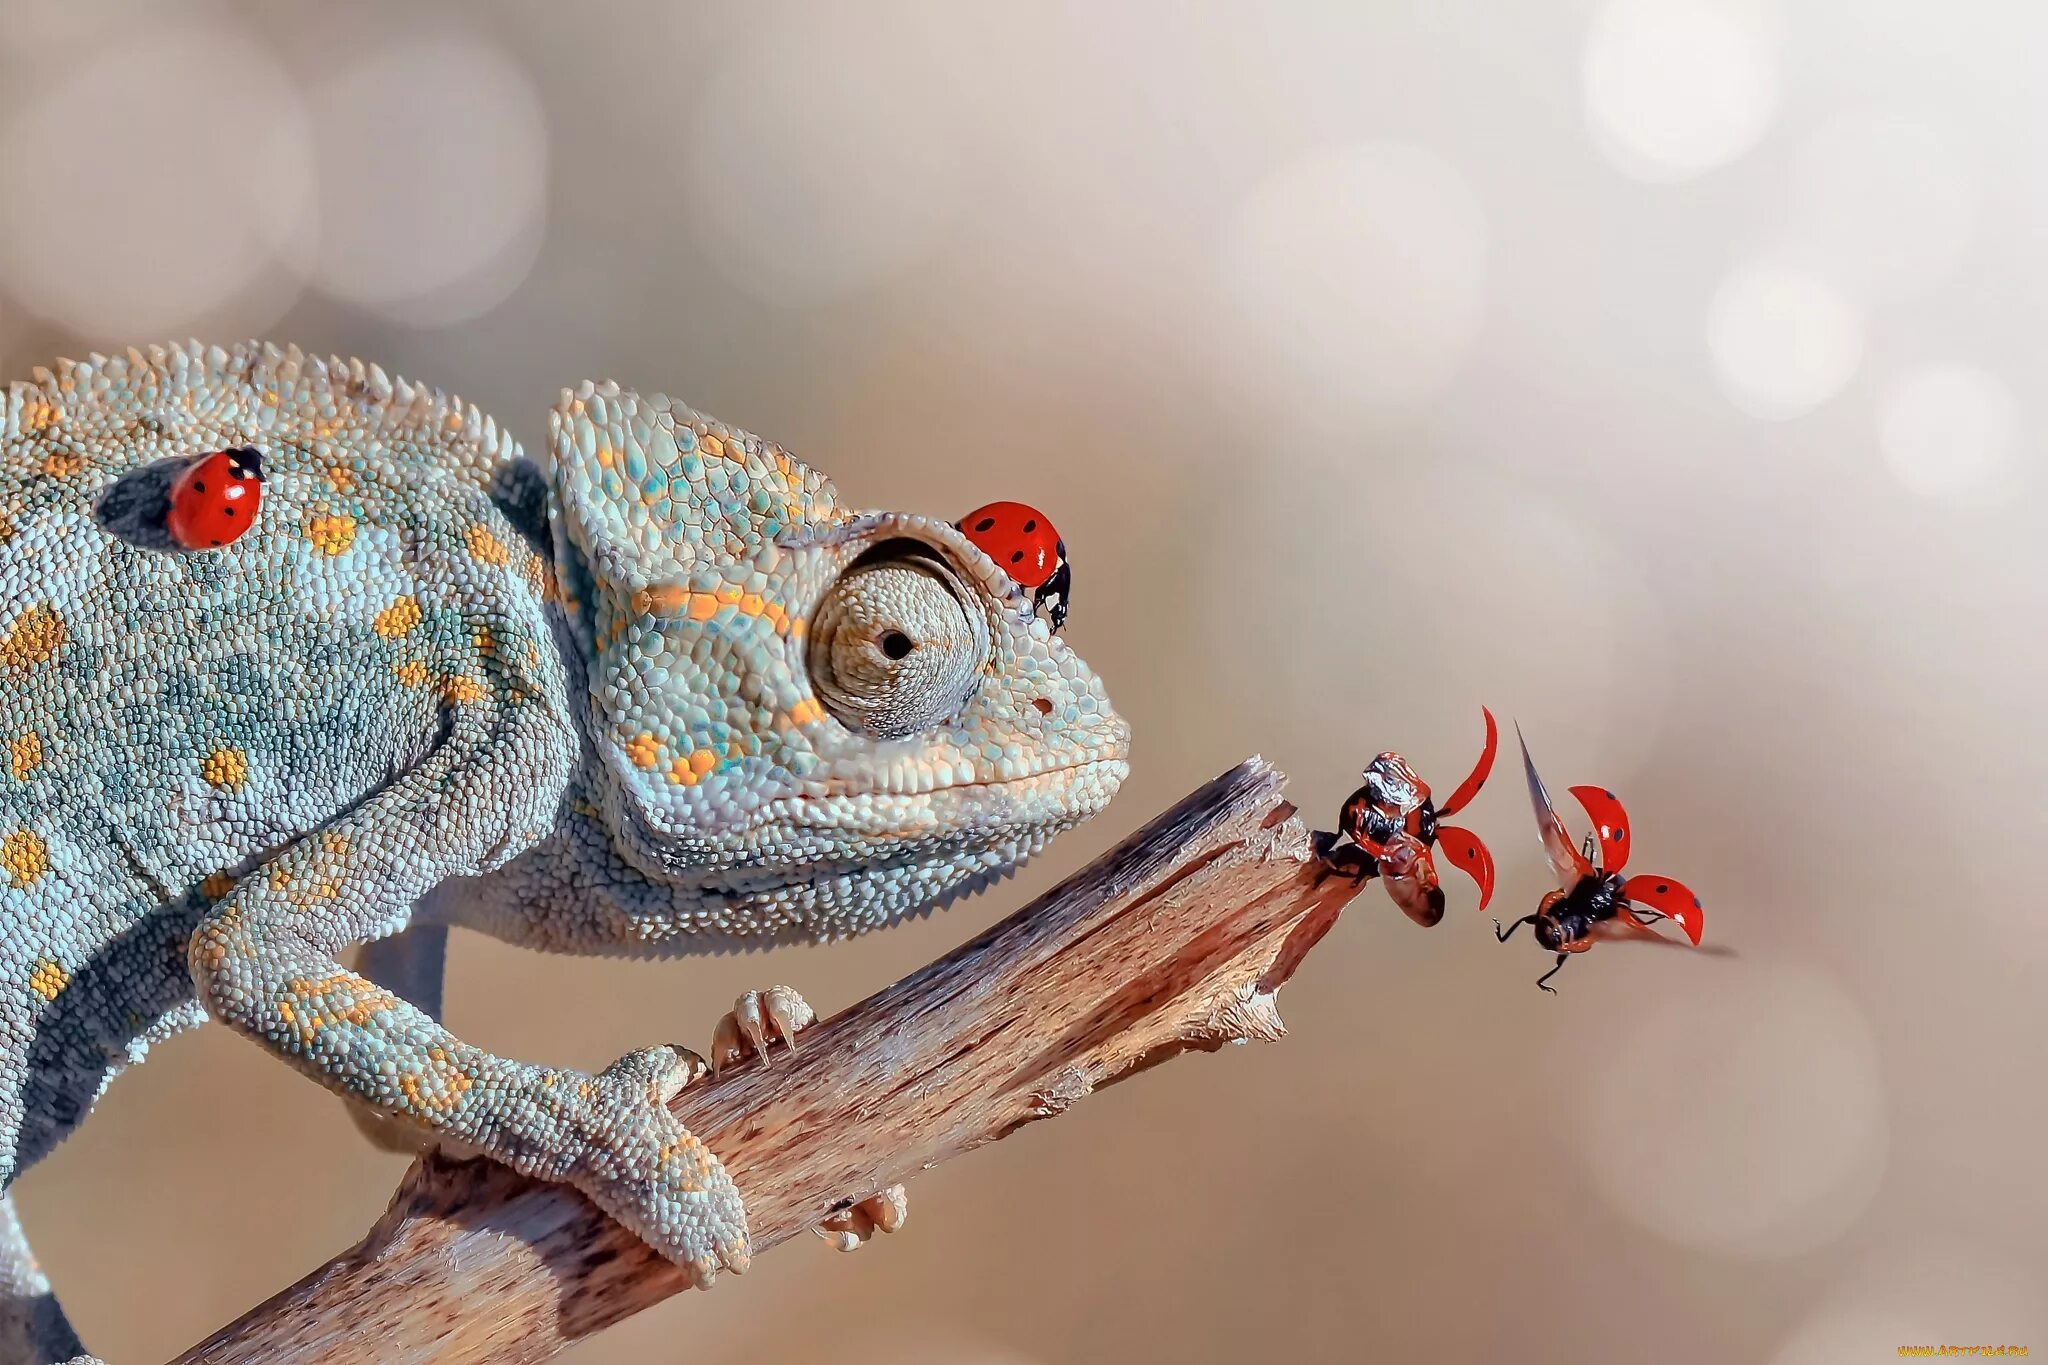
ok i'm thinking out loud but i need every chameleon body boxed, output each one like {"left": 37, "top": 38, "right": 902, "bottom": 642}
{"left": 0, "top": 341, "right": 1129, "bottom": 1363}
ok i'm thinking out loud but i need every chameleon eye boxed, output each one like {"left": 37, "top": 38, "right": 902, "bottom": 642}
{"left": 808, "top": 543, "right": 989, "bottom": 740}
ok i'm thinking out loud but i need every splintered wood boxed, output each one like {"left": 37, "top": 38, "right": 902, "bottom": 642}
{"left": 175, "top": 757, "right": 1359, "bottom": 1365}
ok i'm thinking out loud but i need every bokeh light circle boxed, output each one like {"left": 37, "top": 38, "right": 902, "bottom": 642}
{"left": 1707, "top": 261, "right": 1865, "bottom": 419}
{"left": 0, "top": 23, "right": 314, "bottom": 338}
{"left": 1877, "top": 363, "right": 2018, "bottom": 503}
{"left": 1584, "top": 0, "right": 1780, "bottom": 182}
{"left": 1582, "top": 959, "right": 1886, "bottom": 1259}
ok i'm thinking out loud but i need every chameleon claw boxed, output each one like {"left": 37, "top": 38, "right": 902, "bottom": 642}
{"left": 813, "top": 1184, "right": 909, "bottom": 1252}
{"left": 710, "top": 985, "right": 817, "bottom": 1073}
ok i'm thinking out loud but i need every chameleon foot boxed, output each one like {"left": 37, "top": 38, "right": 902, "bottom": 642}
{"left": 580, "top": 1044, "right": 751, "bottom": 1286}
{"left": 814, "top": 1182, "right": 909, "bottom": 1252}
{"left": 709, "top": 985, "right": 815, "bottom": 1073}
{"left": 706, "top": 985, "right": 910, "bottom": 1252}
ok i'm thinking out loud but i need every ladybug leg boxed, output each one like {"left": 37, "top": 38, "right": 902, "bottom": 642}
{"left": 1535, "top": 953, "right": 1569, "bottom": 994}
{"left": 1312, "top": 829, "right": 1378, "bottom": 881}
{"left": 1495, "top": 913, "right": 1539, "bottom": 943}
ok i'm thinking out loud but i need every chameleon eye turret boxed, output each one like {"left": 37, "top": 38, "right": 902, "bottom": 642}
{"left": 1312, "top": 706, "right": 1499, "bottom": 927}
{"left": 957, "top": 500, "right": 1070, "bottom": 631}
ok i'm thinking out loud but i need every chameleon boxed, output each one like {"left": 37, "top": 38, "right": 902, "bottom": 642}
{"left": 0, "top": 340, "right": 1130, "bottom": 1364}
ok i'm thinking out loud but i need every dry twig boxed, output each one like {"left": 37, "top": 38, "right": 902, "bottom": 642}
{"left": 174, "top": 756, "right": 1357, "bottom": 1365}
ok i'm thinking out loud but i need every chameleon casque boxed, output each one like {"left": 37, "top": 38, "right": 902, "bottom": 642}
{"left": 0, "top": 341, "right": 1130, "bottom": 1363}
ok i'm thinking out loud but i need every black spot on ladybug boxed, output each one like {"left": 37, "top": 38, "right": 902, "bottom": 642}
{"left": 223, "top": 506, "right": 235, "bottom": 517}
{"left": 1010, "top": 550, "right": 1024, "bottom": 564}
{"left": 192, "top": 481, "right": 206, "bottom": 494}
{"left": 209, "top": 539, "right": 222, "bottom": 547}
{"left": 1605, "top": 789, "right": 1617, "bottom": 799}
{"left": 974, "top": 517, "right": 995, "bottom": 533}
{"left": 1692, "top": 896, "right": 1702, "bottom": 908}
{"left": 1022, "top": 518, "right": 1036, "bottom": 532}
{"left": 1655, "top": 883, "right": 1668, "bottom": 894}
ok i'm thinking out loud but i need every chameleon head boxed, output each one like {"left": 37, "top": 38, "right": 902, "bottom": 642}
{"left": 547, "top": 383, "right": 1130, "bottom": 941}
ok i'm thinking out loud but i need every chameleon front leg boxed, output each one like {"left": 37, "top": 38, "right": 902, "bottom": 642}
{"left": 347, "top": 924, "right": 450, "bottom": 1154}
{"left": 187, "top": 712, "right": 751, "bottom": 1286}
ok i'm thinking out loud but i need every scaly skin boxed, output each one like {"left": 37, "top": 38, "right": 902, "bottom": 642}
{"left": 0, "top": 341, "right": 1129, "bottom": 1364}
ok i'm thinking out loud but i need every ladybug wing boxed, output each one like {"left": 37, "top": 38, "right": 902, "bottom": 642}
{"left": 1434, "top": 706, "right": 1499, "bottom": 818}
{"left": 1433, "top": 824, "right": 1495, "bottom": 911}
{"left": 1517, "top": 725, "right": 1593, "bottom": 890}
{"left": 1567, "top": 785, "right": 1632, "bottom": 873}
{"left": 1621, "top": 873, "right": 1705, "bottom": 946}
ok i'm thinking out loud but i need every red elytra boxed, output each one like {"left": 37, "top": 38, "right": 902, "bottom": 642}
{"left": 956, "top": 501, "right": 1064, "bottom": 590}
{"left": 1568, "top": 784, "right": 1632, "bottom": 872}
{"left": 1623, "top": 873, "right": 1705, "bottom": 946}
{"left": 167, "top": 447, "right": 266, "bottom": 549}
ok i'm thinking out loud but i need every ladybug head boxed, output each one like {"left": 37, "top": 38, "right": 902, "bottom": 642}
{"left": 227, "top": 447, "right": 265, "bottom": 482}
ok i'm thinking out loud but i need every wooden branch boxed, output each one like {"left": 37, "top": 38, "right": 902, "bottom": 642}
{"left": 173, "top": 757, "right": 1360, "bottom": 1365}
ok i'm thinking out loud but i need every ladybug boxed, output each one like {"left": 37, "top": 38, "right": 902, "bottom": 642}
{"left": 1312, "top": 707, "right": 1499, "bottom": 927}
{"left": 1495, "top": 724, "right": 1706, "bottom": 993}
{"left": 167, "top": 447, "right": 265, "bottom": 549}
{"left": 956, "top": 500, "right": 1071, "bottom": 631}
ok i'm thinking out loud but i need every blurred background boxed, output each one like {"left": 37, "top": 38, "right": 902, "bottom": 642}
{"left": 3, "top": 0, "right": 2041, "bottom": 1360}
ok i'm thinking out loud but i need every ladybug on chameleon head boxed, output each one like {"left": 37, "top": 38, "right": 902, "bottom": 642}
{"left": 956, "top": 500, "right": 1071, "bottom": 632}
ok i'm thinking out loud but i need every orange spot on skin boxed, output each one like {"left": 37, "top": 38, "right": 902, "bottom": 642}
{"left": 441, "top": 676, "right": 488, "bottom": 705}
{"left": 699, "top": 434, "right": 725, "bottom": 459}
{"left": 201, "top": 747, "right": 249, "bottom": 791}
{"left": 466, "top": 524, "right": 509, "bottom": 567}
{"left": 739, "top": 593, "right": 765, "bottom": 617}
{"left": 40, "top": 451, "right": 84, "bottom": 478}
{"left": 0, "top": 515, "right": 13, "bottom": 545}
{"left": 394, "top": 661, "right": 431, "bottom": 688}
{"left": 1, "top": 829, "right": 50, "bottom": 887}
{"left": 689, "top": 748, "right": 717, "bottom": 777}
{"left": 1, "top": 605, "right": 66, "bottom": 668}
{"left": 626, "top": 734, "right": 661, "bottom": 770}
{"left": 20, "top": 401, "right": 58, "bottom": 435}
{"left": 326, "top": 465, "right": 356, "bottom": 494}
{"left": 472, "top": 627, "right": 495, "bottom": 655}
{"left": 687, "top": 593, "right": 720, "bottom": 621}
{"left": 201, "top": 871, "right": 235, "bottom": 901}
{"left": 9, "top": 731, "right": 42, "bottom": 780}
{"left": 307, "top": 513, "right": 357, "bottom": 555}
{"left": 26, "top": 958, "right": 65, "bottom": 1001}
{"left": 596, "top": 443, "right": 616, "bottom": 469}
{"left": 373, "top": 596, "right": 422, "bottom": 638}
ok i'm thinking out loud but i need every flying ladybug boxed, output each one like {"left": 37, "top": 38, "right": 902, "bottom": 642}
{"left": 1496, "top": 725, "right": 1705, "bottom": 993}
{"left": 957, "top": 501, "right": 1071, "bottom": 632}
{"left": 1313, "top": 707, "right": 1499, "bottom": 927}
